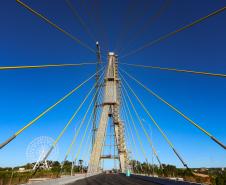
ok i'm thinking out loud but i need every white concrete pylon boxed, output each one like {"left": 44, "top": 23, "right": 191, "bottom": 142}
{"left": 88, "top": 52, "right": 128, "bottom": 173}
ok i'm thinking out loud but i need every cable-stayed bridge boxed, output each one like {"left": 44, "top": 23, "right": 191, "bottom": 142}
{"left": 0, "top": 1, "right": 226, "bottom": 185}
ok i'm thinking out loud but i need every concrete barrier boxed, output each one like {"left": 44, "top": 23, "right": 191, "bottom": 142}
{"left": 21, "top": 173, "right": 101, "bottom": 185}
{"left": 131, "top": 174, "right": 205, "bottom": 185}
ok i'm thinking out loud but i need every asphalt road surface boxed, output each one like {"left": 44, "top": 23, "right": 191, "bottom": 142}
{"left": 69, "top": 174, "right": 159, "bottom": 185}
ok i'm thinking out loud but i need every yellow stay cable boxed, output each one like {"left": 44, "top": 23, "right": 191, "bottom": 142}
{"left": 121, "top": 83, "right": 162, "bottom": 168}
{"left": 121, "top": 98, "right": 144, "bottom": 163}
{"left": 121, "top": 6, "right": 226, "bottom": 58}
{"left": 118, "top": 0, "right": 172, "bottom": 54}
{"left": 121, "top": 68, "right": 226, "bottom": 150}
{"left": 0, "top": 68, "right": 103, "bottom": 150}
{"left": 121, "top": 102, "right": 137, "bottom": 160}
{"left": 120, "top": 62, "right": 226, "bottom": 78}
{"left": 81, "top": 125, "right": 93, "bottom": 162}
{"left": 65, "top": 0, "right": 96, "bottom": 43}
{"left": 62, "top": 72, "right": 104, "bottom": 162}
{"left": 32, "top": 71, "right": 104, "bottom": 172}
{"left": 72, "top": 91, "right": 102, "bottom": 171}
{"left": 121, "top": 90, "right": 149, "bottom": 163}
{"left": 72, "top": 108, "right": 93, "bottom": 162}
{"left": 120, "top": 72, "right": 188, "bottom": 168}
{"left": 123, "top": 116, "right": 135, "bottom": 160}
{"left": 55, "top": 70, "right": 103, "bottom": 148}
{"left": 0, "top": 63, "right": 97, "bottom": 71}
{"left": 33, "top": 76, "right": 97, "bottom": 169}
{"left": 60, "top": 123, "right": 92, "bottom": 173}
{"left": 121, "top": 106, "right": 141, "bottom": 173}
{"left": 121, "top": 92, "right": 151, "bottom": 172}
{"left": 16, "top": 0, "right": 96, "bottom": 54}
{"left": 62, "top": 91, "right": 96, "bottom": 168}
{"left": 83, "top": 136, "right": 93, "bottom": 169}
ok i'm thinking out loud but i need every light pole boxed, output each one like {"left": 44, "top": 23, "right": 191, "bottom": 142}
{"left": 142, "top": 118, "right": 154, "bottom": 176}
{"left": 71, "top": 160, "right": 74, "bottom": 176}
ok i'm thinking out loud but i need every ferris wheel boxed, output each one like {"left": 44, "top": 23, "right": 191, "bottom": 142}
{"left": 26, "top": 136, "right": 59, "bottom": 170}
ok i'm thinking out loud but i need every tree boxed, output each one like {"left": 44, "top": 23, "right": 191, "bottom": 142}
{"left": 215, "top": 172, "right": 226, "bottom": 185}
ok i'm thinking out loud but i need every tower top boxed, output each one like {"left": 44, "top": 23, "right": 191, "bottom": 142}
{"left": 108, "top": 52, "right": 115, "bottom": 56}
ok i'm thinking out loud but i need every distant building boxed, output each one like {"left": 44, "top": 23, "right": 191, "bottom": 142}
{"left": 18, "top": 168, "right": 25, "bottom": 172}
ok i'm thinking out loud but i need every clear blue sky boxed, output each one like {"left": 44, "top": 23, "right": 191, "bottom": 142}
{"left": 0, "top": 0, "right": 226, "bottom": 169}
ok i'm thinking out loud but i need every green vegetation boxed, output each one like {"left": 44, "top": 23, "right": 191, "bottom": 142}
{"left": 0, "top": 160, "right": 225, "bottom": 185}
{"left": 130, "top": 160, "right": 192, "bottom": 177}
{"left": 0, "top": 160, "right": 87, "bottom": 185}
{"left": 130, "top": 160, "right": 225, "bottom": 185}
{"left": 209, "top": 169, "right": 226, "bottom": 185}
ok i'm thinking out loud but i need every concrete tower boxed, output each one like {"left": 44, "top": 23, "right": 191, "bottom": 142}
{"left": 88, "top": 52, "right": 128, "bottom": 173}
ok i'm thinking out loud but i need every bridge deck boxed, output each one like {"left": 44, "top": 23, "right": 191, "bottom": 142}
{"left": 69, "top": 174, "right": 158, "bottom": 185}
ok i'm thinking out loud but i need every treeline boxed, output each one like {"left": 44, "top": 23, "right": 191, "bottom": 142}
{"left": 0, "top": 160, "right": 225, "bottom": 185}
{"left": 209, "top": 169, "right": 226, "bottom": 185}
{"left": 0, "top": 160, "right": 87, "bottom": 185}
{"left": 130, "top": 160, "right": 226, "bottom": 185}
{"left": 0, "top": 160, "right": 87, "bottom": 174}
{"left": 130, "top": 160, "right": 192, "bottom": 177}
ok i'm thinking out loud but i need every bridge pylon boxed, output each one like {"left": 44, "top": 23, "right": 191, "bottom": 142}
{"left": 88, "top": 52, "right": 128, "bottom": 173}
